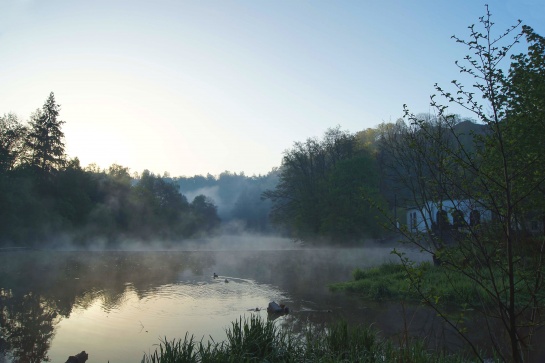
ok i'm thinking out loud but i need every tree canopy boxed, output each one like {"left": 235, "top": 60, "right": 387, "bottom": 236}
{"left": 385, "top": 10, "right": 545, "bottom": 362}
{"left": 0, "top": 94, "right": 222, "bottom": 247}
{"left": 25, "top": 92, "right": 66, "bottom": 177}
{"left": 263, "top": 126, "right": 387, "bottom": 244}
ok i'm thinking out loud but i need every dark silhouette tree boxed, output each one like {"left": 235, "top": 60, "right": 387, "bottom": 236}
{"left": 388, "top": 8, "right": 545, "bottom": 362}
{"left": 0, "top": 113, "right": 27, "bottom": 172}
{"left": 25, "top": 92, "right": 65, "bottom": 177}
{"left": 263, "top": 126, "right": 385, "bottom": 243}
{"left": 190, "top": 195, "right": 220, "bottom": 232}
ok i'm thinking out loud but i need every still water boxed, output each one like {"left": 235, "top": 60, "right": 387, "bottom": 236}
{"left": 0, "top": 244, "right": 440, "bottom": 362}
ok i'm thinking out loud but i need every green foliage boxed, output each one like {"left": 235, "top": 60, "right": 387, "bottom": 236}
{"left": 53, "top": 158, "right": 94, "bottom": 228}
{"left": 225, "top": 315, "right": 284, "bottom": 360}
{"left": 392, "top": 11, "right": 545, "bottom": 362}
{"left": 129, "top": 170, "right": 203, "bottom": 240}
{"left": 0, "top": 110, "right": 222, "bottom": 246}
{"left": 324, "top": 320, "right": 379, "bottom": 361}
{"left": 330, "top": 263, "right": 410, "bottom": 301}
{"left": 189, "top": 195, "right": 220, "bottom": 232}
{"left": 0, "top": 113, "right": 27, "bottom": 172}
{"left": 0, "top": 158, "right": 220, "bottom": 246}
{"left": 501, "top": 25, "right": 545, "bottom": 218}
{"left": 320, "top": 155, "right": 387, "bottom": 240}
{"left": 25, "top": 92, "right": 66, "bottom": 176}
{"left": 300, "top": 320, "right": 381, "bottom": 362}
{"left": 142, "top": 316, "right": 473, "bottom": 363}
{"left": 143, "top": 334, "right": 198, "bottom": 363}
{"left": 331, "top": 261, "right": 491, "bottom": 307}
{"left": 263, "top": 126, "right": 387, "bottom": 244}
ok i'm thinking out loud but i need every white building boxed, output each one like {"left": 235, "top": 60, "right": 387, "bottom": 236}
{"left": 406, "top": 199, "right": 492, "bottom": 232}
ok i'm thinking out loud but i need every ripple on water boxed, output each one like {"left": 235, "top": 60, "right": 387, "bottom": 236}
{"left": 132, "top": 277, "right": 287, "bottom": 319}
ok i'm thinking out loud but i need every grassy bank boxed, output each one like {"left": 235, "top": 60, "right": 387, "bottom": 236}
{"left": 142, "top": 315, "right": 475, "bottom": 363}
{"left": 329, "top": 262, "right": 486, "bottom": 306}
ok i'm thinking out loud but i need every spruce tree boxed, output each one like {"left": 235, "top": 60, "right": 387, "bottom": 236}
{"left": 26, "top": 92, "right": 66, "bottom": 176}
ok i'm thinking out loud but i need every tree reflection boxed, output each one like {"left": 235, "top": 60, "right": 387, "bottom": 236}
{"left": 0, "top": 289, "right": 59, "bottom": 362}
{"left": 0, "top": 250, "right": 218, "bottom": 361}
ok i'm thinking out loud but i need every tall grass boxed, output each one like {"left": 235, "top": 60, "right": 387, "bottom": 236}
{"left": 225, "top": 315, "right": 291, "bottom": 361}
{"left": 329, "top": 263, "right": 410, "bottom": 301}
{"left": 301, "top": 320, "right": 380, "bottom": 362}
{"left": 142, "top": 333, "right": 197, "bottom": 363}
{"left": 329, "top": 262, "right": 488, "bottom": 306}
{"left": 142, "top": 315, "right": 474, "bottom": 363}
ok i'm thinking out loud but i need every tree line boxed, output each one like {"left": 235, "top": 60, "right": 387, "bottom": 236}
{"left": 0, "top": 93, "right": 220, "bottom": 247}
{"left": 0, "top": 92, "right": 507, "bottom": 247}
{"left": 262, "top": 126, "right": 387, "bottom": 243}
{"left": 2, "top": 11, "right": 542, "bottom": 261}
{"left": 173, "top": 170, "right": 278, "bottom": 234}
{"left": 261, "top": 19, "right": 545, "bottom": 253}
{"left": 0, "top": 91, "right": 408, "bottom": 247}
{"left": 262, "top": 12, "right": 545, "bottom": 360}
{"left": 263, "top": 13, "right": 545, "bottom": 360}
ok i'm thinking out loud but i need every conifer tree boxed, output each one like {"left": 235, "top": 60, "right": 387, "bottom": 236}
{"left": 26, "top": 92, "right": 66, "bottom": 176}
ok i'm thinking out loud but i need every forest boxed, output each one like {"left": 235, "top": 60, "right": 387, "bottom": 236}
{"left": 1, "top": 9, "right": 544, "bottom": 362}
{"left": 0, "top": 92, "right": 508, "bottom": 248}
{"left": 1, "top": 19, "right": 543, "bottom": 253}
{"left": 0, "top": 90, "right": 393, "bottom": 248}
{"left": 0, "top": 95, "right": 221, "bottom": 247}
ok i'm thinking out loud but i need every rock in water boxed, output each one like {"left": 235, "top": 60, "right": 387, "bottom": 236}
{"left": 65, "top": 351, "right": 88, "bottom": 363}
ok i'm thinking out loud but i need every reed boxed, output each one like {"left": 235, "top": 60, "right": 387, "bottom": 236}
{"left": 142, "top": 333, "right": 197, "bottom": 363}
{"left": 300, "top": 320, "right": 380, "bottom": 362}
{"left": 142, "top": 316, "right": 475, "bottom": 362}
{"left": 225, "top": 314, "right": 292, "bottom": 361}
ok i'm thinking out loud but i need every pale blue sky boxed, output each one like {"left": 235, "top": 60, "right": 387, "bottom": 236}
{"left": 1, "top": 0, "right": 543, "bottom": 177}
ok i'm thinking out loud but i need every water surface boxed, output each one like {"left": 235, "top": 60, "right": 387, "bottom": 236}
{"left": 1, "top": 246, "right": 436, "bottom": 362}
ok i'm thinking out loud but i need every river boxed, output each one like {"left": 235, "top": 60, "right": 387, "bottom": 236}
{"left": 0, "top": 242, "right": 496, "bottom": 362}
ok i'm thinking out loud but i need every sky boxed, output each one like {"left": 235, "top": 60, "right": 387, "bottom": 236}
{"left": 1, "top": 0, "right": 544, "bottom": 177}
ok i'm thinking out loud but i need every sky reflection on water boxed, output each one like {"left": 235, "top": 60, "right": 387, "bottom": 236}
{"left": 0, "top": 246, "right": 428, "bottom": 362}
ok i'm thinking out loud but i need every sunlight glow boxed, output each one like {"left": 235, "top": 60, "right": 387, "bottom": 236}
{"left": 1, "top": 0, "right": 543, "bottom": 176}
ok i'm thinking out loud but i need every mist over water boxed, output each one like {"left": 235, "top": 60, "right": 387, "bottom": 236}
{"left": 0, "top": 240, "right": 433, "bottom": 362}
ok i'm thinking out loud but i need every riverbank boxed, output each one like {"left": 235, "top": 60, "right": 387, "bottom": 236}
{"left": 142, "top": 315, "right": 472, "bottom": 363}
{"left": 329, "top": 262, "right": 484, "bottom": 306}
